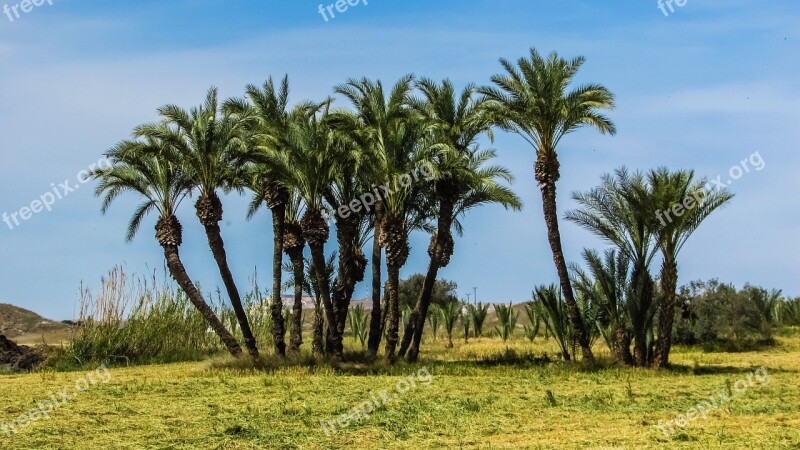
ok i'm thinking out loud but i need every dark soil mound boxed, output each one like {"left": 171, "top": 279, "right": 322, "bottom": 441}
{"left": 0, "top": 335, "right": 48, "bottom": 372}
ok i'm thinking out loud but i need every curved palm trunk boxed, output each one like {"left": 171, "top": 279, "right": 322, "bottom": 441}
{"left": 654, "top": 255, "right": 678, "bottom": 368}
{"left": 287, "top": 248, "right": 305, "bottom": 352}
{"left": 269, "top": 204, "right": 287, "bottom": 357}
{"left": 402, "top": 187, "right": 457, "bottom": 362}
{"left": 197, "top": 193, "right": 258, "bottom": 357}
{"left": 157, "top": 215, "right": 241, "bottom": 357}
{"left": 536, "top": 157, "right": 595, "bottom": 364}
{"left": 164, "top": 245, "right": 243, "bottom": 357}
{"left": 366, "top": 206, "right": 384, "bottom": 359}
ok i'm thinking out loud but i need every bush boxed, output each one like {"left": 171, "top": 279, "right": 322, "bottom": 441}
{"left": 673, "top": 280, "right": 773, "bottom": 351}
{"left": 55, "top": 267, "right": 273, "bottom": 369}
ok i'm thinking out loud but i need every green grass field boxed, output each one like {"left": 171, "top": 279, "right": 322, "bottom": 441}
{"left": 2, "top": 334, "right": 799, "bottom": 449}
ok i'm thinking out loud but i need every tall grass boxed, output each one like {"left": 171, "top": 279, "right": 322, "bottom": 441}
{"left": 56, "top": 267, "right": 273, "bottom": 369}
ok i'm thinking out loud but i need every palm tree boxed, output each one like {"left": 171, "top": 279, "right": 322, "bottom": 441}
{"left": 566, "top": 168, "right": 658, "bottom": 365}
{"left": 142, "top": 87, "right": 259, "bottom": 357}
{"left": 397, "top": 79, "right": 521, "bottom": 362}
{"left": 93, "top": 132, "right": 242, "bottom": 357}
{"left": 333, "top": 76, "right": 426, "bottom": 361}
{"left": 648, "top": 168, "right": 733, "bottom": 368}
{"left": 225, "top": 76, "right": 294, "bottom": 357}
{"left": 284, "top": 101, "right": 345, "bottom": 357}
{"left": 481, "top": 48, "right": 617, "bottom": 363}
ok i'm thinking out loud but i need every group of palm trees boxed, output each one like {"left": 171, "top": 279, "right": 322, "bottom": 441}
{"left": 93, "top": 48, "right": 729, "bottom": 367}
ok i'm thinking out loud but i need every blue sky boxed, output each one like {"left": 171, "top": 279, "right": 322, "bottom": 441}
{"left": 0, "top": 0, "right": 798, "bottom": 320}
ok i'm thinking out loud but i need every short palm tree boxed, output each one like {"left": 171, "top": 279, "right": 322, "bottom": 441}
{"left": 481, "top": 48, "right": 617, "bottom": 363}
{"left": 398, "top": 78, "right": 522, "bottom": 362}
{"left": 143, "top": 87, "right": 259, "bottom": 357}
{"left": 93, "top": 132, "right": 242, "bottom": 357}
{"left": 566, "top": 168, "right": 658, "bottom": 365}
{"left": 648, "top": 168, "right": 733, "bottom": 368}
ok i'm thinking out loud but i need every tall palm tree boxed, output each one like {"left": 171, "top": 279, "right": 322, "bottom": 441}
{"left": 141, "top": 87, "right": 259, "bottom": 357}
{"left": 648, "top": 168, "right": 733, "bottom": 368}
{"left": 333, "top": 76, "right": 425, "bottom": 361}
{"left": 398, "top": 79, "right": 522, "bottom": 362}
{"left": 481, "top": 48, "right": 617, "bottom": 363}
{"left": 319, "top": 112, "right": 371, "bottom": 355}
{"left": 93, "top": 132, "right": 242, "bottom": 357}
{"left": 225, "top": 76, "right": 294, "bottom": 357}
{"left": 284, "top": 101, "right": 345, "bottom": 357}
{"left": 566, "top": 168, "right": 658, "bottom": 365}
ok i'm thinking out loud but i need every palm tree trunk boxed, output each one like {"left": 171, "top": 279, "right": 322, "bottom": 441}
{"left": 201, "top": 222, "right": 258, "bottom": 358}
{"left": 654, "top": 255, "right": 678, "bottom": 368}
{"left": 384, "top": 263, "right": 401, "bottom": 361}
{"left": 404, "top": 188, "right": 456, "bottom": 362}
{"left": 269, "top": 205, "right": 287, "bottom": 357}
{"left": 615, "top": 325, "right": 634, "bottom": 366}
{"left": 331, "top": 217, "right": 364, "bottom": 355}
{"left": 536, "top": 158, "right": 594, "bottom": 364}
{"left": 162, "top": 244, "right": 242, "bottom": 357}
{"left": 366, "top": 208, "right": 384, "bottom": 359}
{"left": 309, "top": 243, "right": 341, "bottom": 358}
{"left": 287, "top": 250, "right": 304, "bottom": 352}
{"left": 197, "top": 193, "right": 258, "bottom": 357}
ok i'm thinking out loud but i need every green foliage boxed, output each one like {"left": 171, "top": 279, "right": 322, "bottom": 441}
{"left": 494, "top": 303, "right": 519, "bottom": 342}
{"left": 532, "top": 285, "right": 573, "bottom": 360}
{"left": 347, "top": 304, "right": 369, "bottom": 348}
{"left": 467, "top": 302, "right": 490, "bottom": 337}
{"left": 427, "top": 305, "right": 442, "bottom": 341}
{"left": 460, "top": 305, "right": 472, "bottom": 343}
{"left": 398, "top": 274, "right": 459, "bottom": 310}
{"left": 440, "top": 301, "right": 461, "bottom": 347}
{"left": 778, "top": 298, "right": 800, "bottom": 326}
{"left": 674, "top": 280, "right": 774, "bottom": 351}
{"left": 523, "top": 302, "right": 541, "bottom": 342}
{"left": 62, "top": 268, "right": 273, "bottom": 368}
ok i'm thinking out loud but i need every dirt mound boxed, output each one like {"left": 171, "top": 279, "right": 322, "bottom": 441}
{"left": 0, "top": 303, "right": 72, "bottom": 340}
{"left": 0, "top": 335, "right": 49, "bottom": 372}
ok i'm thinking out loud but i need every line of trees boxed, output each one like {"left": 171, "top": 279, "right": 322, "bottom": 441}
{"left": 92, "top": 47, "right": 737, "bottom": 367}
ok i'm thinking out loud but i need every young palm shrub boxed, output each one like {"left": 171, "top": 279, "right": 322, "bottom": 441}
{"left": 426, "top": 305, "right": 442, "bottom": 342}
{"left": 348, "top": 304, "right": 369, "bottom": 349}
{"left": 460, "top": 305, "right": 472, "bottom": 343}
{"left": 494, "top": 303, "right": 519, "bottom": 342}
{"left": 440, "top": 301, "right": 460, "bottom": 348}
{"left": 92, "top": 131, "right": 242, "bottom": 357}
{"left": 533, "top": 285, "right": 573, "bottom": 361}
{"left": 468, "top": 302, "right": 490, "bottom": 337}
{"left": 566, "top": 168, "right": 660, "bottom": 366}
{"left": 482, "top": 48, "right": 617, "bottom": 364}
{"left": 523, "top": 302, "right": 542, "bottom": 342}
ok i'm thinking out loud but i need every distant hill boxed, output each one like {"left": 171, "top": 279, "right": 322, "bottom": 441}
{"left": 0, "top": 304, "right": 73, "bottom": 345}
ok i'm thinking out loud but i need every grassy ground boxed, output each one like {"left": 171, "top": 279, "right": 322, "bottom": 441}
{"left": 1, "top": 333, "right": 799, "bottom": 449}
